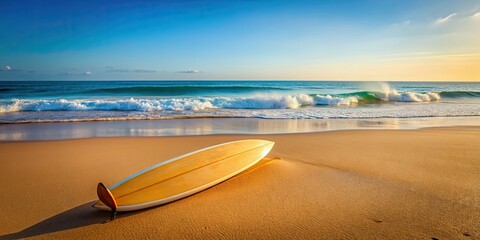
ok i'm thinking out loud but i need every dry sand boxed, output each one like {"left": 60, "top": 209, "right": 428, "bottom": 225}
{"left": 0, "top": 128, "right": 479, "bottom": 239}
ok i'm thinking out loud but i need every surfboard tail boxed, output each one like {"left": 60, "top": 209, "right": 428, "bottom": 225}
{"left": 96, "top": 182, "right": 118, "bottom": 220}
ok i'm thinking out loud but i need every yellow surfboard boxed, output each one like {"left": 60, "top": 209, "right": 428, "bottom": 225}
{"left": 93, "top": 139, "right": 274, "bottom": 213}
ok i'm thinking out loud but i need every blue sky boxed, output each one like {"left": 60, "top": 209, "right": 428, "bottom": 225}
{"left": 1, "top": 0, "right": 479, "bottom": 81}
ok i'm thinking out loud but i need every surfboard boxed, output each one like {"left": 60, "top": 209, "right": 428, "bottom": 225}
{"left": 93, "top": 139, "right": 275, "bottom": 212}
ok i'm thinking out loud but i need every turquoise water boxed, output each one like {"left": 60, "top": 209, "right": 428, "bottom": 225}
{"left": 0, "top": 81, "right": 479, "bottom": 123}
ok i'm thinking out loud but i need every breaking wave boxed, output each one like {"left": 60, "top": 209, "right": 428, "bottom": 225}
{"left": 0, "top": 90, "right": 445, "bottom": 113}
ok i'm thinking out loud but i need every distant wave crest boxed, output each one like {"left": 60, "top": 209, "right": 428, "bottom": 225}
{"left": 439, "top": 91, "right": 480, "bottom": 98}
{"left": 82, "top": 85, "right": 287, "bottom": 96}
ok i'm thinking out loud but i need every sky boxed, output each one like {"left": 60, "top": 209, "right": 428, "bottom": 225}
{"left": 0, "top": 0, "right": 479, "bottom": 81}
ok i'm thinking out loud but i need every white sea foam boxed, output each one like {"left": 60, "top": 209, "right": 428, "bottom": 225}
{"left": 374, "top": 91, "right": 440, "bottom": 102}
{"left": 0, "top": 89, "right": 443, "bottom": 114}
{"left": 213, "top": 95, "right": 298, "bottom": 109}
{"left": 2, "top": 81, "right": 479, "bottom": 124}
{"left": 0, "top": 95, "right": 316, "bottom": 113}
{"left": 362, "top": 82, "right": 440, "bottom": 102}
{"left": 314, "top": 95, "right": 359, "bottom": 105}
{"left": 1, "top": 101, "right": 479, "bottom": 124}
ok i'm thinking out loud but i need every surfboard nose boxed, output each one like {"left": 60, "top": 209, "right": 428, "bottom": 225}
{"left": 261, "top": 141, "right": 275, "bottom": 157}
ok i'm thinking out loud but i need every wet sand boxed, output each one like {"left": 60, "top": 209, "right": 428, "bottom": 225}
{"left": 0, "top": 128, "right": 479, "bottom": 239}
{"left": 2, "top": 116, "right": 480, "bottom": 141}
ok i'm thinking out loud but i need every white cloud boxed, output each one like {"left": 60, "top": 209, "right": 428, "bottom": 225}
{"left": 132, "top": 69, "right": 156, "bottom": 73}
{"left": 2, "top": 66, "right": 12, "bottom": 71}
{"left": 83, "top": 71, "right": 92, "bottom": 75}
{"left": 392, "top": 20, "right": 411, "bottom": 27}
{"left": 435, "top": 13, "right": 457, "bottom": 24}
{"left": 473, "top": 12, "right": 480, "bottom": 18}
{"left": 1, "top": 66, "right": 21, "bottom": 72}
{"left": 177, "top": 70, "right": 200, "bottom": 73}
{"left": 107, "top": 68, "right": 130, "bottom": 73}
{"left": 105, "top": 67, "right": 157, "bottom": 73}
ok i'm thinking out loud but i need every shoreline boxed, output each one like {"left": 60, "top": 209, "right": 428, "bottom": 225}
{"left": 1, "top": 116, "right": 479, "bottom": 141}
{"left": 1, "top": 128, "right": 479, "bottom": 239}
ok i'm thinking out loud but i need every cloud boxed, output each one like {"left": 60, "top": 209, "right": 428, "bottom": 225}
{"left": 132, "top": 69, "right": 157, "bottom": 73}
{"left": 106, "top": 68, "right": 130, "bottom": 73}
{"left": 473, "top": 12, "right": 480, "bottom": 18}
{"left": 391, "top": 20, "right": 412, "bottom": 27}
{"left": 435, "top": 13, "right": 457, "bottom": 24}
{"left": 60, "top": 71, "right": 93, "bottom": 76}
{"left": 1, "top": 66, "right": 21, "bottom": 72}
{"left": 177, "top": 70, "right": 200, "bottom": 73}
{"left": 105, "top": 67, "right": 157, "bottom": 73}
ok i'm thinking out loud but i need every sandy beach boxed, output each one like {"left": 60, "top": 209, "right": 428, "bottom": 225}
{"left": 3, "top": 0, "right": 480, "bottom": 239}
{"left": 1, "top": 127, "right": 479, "bottom": 239}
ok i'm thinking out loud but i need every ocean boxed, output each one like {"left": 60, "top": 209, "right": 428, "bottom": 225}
{"left": 1, "top": 81, "right": 479, "bottom": 123}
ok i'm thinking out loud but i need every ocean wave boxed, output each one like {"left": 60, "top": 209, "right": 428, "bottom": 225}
{"left": 339, "top": 90, "right": 480, "bottom": 101}
{"left": 372, "top": 91, "right": 440, "bottom": 102}
{"left": 0, "top": 90, "right": 444, "bottom": 113}
{"left": 2, "top": 103, "right": 479, "bottom": 124}
{"left": 81, "top": 85, "right": 287, "bottom": 96}
{"left": 0, "top": 96, "right": 310, "bottom": 112}
{"left": 0, "top": 88, "right": 12, "bottom": 92}
{"left": 0, "top": 98, "right": 214, "bottom": 112}
{"left": 439, "top": 91, "right": 480, "bottom": 98}
{"left": 312, "top": 91, "right": 441, "bottom": 105}
{"left": 80, "top": 85, "right": 478, "bottom": 99}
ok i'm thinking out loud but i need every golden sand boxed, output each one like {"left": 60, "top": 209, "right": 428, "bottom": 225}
{"left": 1, "top": 128, "right": 479, "bottom": 239}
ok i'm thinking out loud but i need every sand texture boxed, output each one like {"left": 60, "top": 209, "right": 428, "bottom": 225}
{"left": 0, "top": 128, "right": 479, "bottom": 239}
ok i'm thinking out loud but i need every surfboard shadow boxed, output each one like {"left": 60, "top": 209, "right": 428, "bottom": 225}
{"left": 0, "top": 201, "right": 134, "bottom": 240}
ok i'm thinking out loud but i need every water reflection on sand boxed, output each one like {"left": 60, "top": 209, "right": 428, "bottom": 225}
{"left": 0, "top": 117, "right": 479, "bottom": 141}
